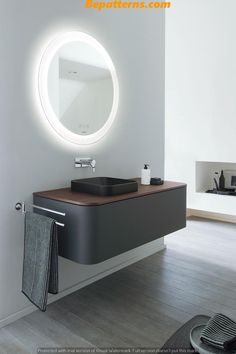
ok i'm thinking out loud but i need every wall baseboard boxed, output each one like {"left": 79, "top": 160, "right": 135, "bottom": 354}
{"left": 187, "top": 208, "right": 236, "bottom": 224}
{"left": 0, "top": 242, "right": 165, "bottom": 329}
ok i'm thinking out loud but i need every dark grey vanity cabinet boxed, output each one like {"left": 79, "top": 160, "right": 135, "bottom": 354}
{"left": 33, "top": 180, "right": 186, "bottom": 264}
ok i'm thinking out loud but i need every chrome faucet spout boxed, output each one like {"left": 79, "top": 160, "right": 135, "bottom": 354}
{"left": 75, "top": 157, "right": 96, "bottom": 172}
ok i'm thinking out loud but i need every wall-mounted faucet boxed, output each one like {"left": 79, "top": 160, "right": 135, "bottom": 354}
{"left": 75, "top": 157, "right": 96, "bottom": 173}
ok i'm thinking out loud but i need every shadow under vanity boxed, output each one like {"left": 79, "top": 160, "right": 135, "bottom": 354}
{"left": 33, "top": 179, "right": 186, "bottom": 265}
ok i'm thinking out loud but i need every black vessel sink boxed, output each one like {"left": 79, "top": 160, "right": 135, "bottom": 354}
{"left": 71, "top": 177, "right": 138, "bottom": 196}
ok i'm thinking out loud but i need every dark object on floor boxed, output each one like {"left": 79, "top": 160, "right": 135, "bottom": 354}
{"left": 190, "top": 325, "right": 229, "bottom": 354}
{"left": 22, "top": 212, "right": 58, "bottom": 312}
{"left": 161, "top": 315, "right": 210, "bottom": 353}
{"left": 150, "top": 177, "right": 164, "bottom": 185}
{"left": 201, "top": 313, "right": 236, "bottom": 350}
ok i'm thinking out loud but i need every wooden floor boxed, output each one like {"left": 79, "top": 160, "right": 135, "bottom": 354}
{"left": 1, "top": 217, "right": 236, "bottom": 353}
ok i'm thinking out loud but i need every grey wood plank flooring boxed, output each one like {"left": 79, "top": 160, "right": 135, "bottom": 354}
{"left": 0, "top": 330, "right": 29, "bottom": 354}
{"left": 0, "top": 217, "right": 236, "bottom": 353}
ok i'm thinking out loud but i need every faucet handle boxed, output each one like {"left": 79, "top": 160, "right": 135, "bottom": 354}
{"left": 90, "top": 159, "right": 96, "bottom": 167}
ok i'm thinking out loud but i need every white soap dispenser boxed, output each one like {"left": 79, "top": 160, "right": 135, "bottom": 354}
{"left": 141, "top": 164, "right": 151, "bottom": 185}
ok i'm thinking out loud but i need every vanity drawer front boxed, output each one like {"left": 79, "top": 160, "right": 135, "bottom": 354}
{"left": 34, "top": 186, "right": 186, "bottom": 264}
{"left": 91, "top": 186, "right": 186, "bottom": 264}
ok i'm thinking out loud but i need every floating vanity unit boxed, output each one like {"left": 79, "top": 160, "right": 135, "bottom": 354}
{"left": 33, "top": 179, "right": 186, "bottom": 264}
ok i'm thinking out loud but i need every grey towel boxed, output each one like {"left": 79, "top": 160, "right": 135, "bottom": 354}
{"left": 22, "top": 212, "right": 58, "bottom": 312}
{"left": 201, "top": 313, "right": 236, "bottom": 350}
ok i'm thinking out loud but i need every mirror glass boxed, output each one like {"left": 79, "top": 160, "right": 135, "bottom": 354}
{"left": 38, "top": 32, "right": 119, "bottom": 145}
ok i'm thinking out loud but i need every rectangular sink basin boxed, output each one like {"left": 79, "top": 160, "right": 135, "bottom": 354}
{"left": 71, "top": 177, "right": 138, "bottom": 196}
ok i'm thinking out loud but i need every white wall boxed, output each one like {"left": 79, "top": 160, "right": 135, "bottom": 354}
{"left": 165, "top": 0, "right": 236, "bottom": 215}
{"left": 0, "top": 2, "right": 165, "bottom": 326}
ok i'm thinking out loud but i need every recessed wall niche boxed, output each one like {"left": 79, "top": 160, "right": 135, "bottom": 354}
{"left": 196, "top": 161, "right": 236, "bottom": 193}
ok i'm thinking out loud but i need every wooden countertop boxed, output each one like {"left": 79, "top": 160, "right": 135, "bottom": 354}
{"left": 33, "top": 179, "right": 186, "bottom": 206}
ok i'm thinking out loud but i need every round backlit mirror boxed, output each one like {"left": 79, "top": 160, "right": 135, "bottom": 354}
{"left": 38, "top": 32, "right": 119, "bottom": 145}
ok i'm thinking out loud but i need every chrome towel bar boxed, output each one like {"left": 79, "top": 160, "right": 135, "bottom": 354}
{"left": 15, "top": 202, "right": 65, "bottom": 227}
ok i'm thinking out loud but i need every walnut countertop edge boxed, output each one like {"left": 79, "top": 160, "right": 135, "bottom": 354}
{"left": 33, "top": 179, "right": 186, "bottom": 206}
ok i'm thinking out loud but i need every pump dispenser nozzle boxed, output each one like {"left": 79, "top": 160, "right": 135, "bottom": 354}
{"left": 141, "top": 164, "right": 151, "bottom": 185}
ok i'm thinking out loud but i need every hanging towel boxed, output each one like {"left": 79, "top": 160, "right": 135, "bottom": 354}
{"left": 200, "top": 313, "right": 236, "bottom": 350}
{"left": 22, "top": 212, "right": 58, "bottom": 312}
